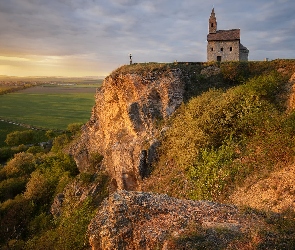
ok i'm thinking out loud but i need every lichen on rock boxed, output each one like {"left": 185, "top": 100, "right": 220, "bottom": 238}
{"left": 88, "top": 191, "right": 264, "bottom": 250}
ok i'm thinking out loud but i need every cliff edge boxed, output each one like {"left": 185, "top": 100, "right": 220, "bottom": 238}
{"left": 67, "top": 61, "right": 295, "bottom": 249}
{"left": 70, "top": 64, "right": 185, "bottom": 191}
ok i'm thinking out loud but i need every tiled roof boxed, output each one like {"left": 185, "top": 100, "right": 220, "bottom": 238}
{"left": 207, "top": 29, "right": 240, "bottom": 41}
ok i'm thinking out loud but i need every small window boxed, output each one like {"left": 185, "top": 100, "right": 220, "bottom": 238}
{"left": 211, "top": 23, "right": 214, "bottom": 27}
{"left": 220, "top": 48, "right": 223, "bottom": 52}
{"left": 230, "top": 47, "right": 233, "bottom": 51}
{"left": 211, "top": 48, "right": 213, "bottom": 51}
{"left": 217, "top": 56, "right": 222, "bottom": 62}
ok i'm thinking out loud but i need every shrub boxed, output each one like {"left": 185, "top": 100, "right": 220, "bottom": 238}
{"left": 146, "top": 71, "right": 295, "bottom": 201}
{"left": 67, "top": 122, "right": 83, "bottom": 135}
{"left": 0, "top": 147, "right": 13, "bottom": 162}
{"left": 0, "top": 195, "right": 35, "bottom": 244}
{"left": 54, "top": 198, "right": 96, "bottom": 249}
{"left": 4, "top": 152, "right": 36, "bottom": 178}
{"left": 188, "top": 137, "right": 240, "bottom": 200}
{"left": 220, "top": 61, "right": 250, "bottom": 84}
{"left": 24, "top": 154, "right": 78, "bottom": 204}
{"left": 5, "top": 130, "right": 34, "bottom": 146}
{"left": 28, "top": 212, "right": 53, "bottom": 237}
{"left": 89, "top": 152, "right": 104, "bottom": 171}
{"left": 24, "top": 198, "right": 96, "bottom": 250}
{"left": 0, "top": 177, "right": 27, "bottom": 202}
{"left": 23, "top": 171, "right": 51, "bottom": 201}
{"left": 51, "top": 134, "right": 71, "bottom": 152}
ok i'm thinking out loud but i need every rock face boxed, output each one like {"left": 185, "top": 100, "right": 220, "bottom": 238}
{"left": 286, "top": 72, "right": 295, "bottom": 112}
{"left": 88, "top": 191, "right": 263, "bottom": 250}
{"left": 70, "top": 67, "right": 184, "bottom": 191}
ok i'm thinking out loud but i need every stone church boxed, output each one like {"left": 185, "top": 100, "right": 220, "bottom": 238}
{"left": 207, "top": 8, "right": 249, "bottom": 62}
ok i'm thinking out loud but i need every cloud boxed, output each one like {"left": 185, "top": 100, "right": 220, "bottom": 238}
{"left": 0, "top": 0, "right": 294, "bottom": 76}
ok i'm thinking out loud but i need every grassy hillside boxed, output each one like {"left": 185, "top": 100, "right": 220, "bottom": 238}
{"left": 142, "top": 60, "right": 295, "bottom": 204}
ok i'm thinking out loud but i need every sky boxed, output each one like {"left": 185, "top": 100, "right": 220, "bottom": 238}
{"left": 0, "top": 0, "right": 294, "bottom": 77}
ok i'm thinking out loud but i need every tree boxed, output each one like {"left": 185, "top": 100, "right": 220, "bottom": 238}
{"left": 5, "top": 130, "right": 34, "bottom": 146}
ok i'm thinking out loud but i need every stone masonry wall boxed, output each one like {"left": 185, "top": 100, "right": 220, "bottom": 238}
{"left": 207, "top": 40, "right": 240, "bottom": 62}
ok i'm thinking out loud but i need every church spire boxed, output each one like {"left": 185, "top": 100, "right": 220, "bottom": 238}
{"left": 209, "top": 8, "right": 217, "bottom": 34}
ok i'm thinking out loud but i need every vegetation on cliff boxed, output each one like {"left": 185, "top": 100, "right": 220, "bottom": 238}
{"left": 1, "top": 60, "right": 295, "bottom": 249}
{"left": 0, "top": 125, "right": 109, "bottom": 249}
{"left": 143, "top": 60, "right": 295, "bottom": 203}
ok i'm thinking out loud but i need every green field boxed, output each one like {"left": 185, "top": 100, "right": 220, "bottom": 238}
{"left": 0, "top": 84, "right": 99, "bottom": 130}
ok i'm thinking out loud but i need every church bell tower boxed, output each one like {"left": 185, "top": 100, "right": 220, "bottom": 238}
{"left": 209, "top": 8, "right": 217, "bottom": 34}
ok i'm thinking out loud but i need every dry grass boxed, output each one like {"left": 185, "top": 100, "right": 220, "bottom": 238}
{"left": 229, "top": 164, "right": 295, "bottom": 213}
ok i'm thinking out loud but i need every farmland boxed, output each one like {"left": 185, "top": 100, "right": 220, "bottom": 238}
{"left": 0, "top": 83, "right": 101, "bottom": 130}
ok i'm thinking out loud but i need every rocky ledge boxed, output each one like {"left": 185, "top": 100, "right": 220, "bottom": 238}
{"left": 88, "top": 191, "right": 266, "bottom": 250}
{"left": 70, "top": 66, "right": 185, "bottom": 191}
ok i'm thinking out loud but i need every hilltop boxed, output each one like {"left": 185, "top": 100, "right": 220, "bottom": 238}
{"left": 1, "top": 60, "right": 295, "bottom": 249}
{"left": 70, "top": 60, "right": 295, "bottom": 248}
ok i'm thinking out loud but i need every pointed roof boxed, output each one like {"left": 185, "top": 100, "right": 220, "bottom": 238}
{"left": 210, "top": 8, "right": 216, "bottom": 17}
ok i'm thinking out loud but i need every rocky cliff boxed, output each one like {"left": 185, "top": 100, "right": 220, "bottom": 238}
{"left": 88, "top": 190, "right": 270, "bottom": 250}
{"left": 68, "top": 61, "right": 295, "bottom": 249}
{"left": 70, "top": 64, "right": 185, "bottom": 191}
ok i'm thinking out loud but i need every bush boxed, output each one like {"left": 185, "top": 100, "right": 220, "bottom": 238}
{"left": 5, "top": 130, "right": 35, "bottom": 146}
{"left": 0, "top": 195, "right": 35, "bottom": 244}
{"left": 188, "top": 137, "right": 240, "bottom": 200}
{"left": 24, "top": 153, "right": 78, "bottom": 204}
{"left": 54, "top": 198, "right": 96, "bottom": 249}
{"left": 67, "top": 122, "right": 83, "bottom": 135}
{"left": 51, "top": 134, "right": 71, "bottom": 152}
{"left": 0, "top": 147, "right": 13, "bottom": 161}
{"left": 0, "top": 177, "right": 27, "bottom": 202}
{"left": 146, "top": 71, "right": 295, "bottom": 200}
{"left": 24, "top": 198, "right": 96, "bottom": 250}
{"left": 23, "top": 171, "right": 51, "bottom": 201}
{"left": 4, "top": 152, "right": 36, "bottom": 178}
{"left": 26, "top": 146, "right": 45, "bottom": 154}
{"left": 220, "top": 61, "right": 250, "bottom": 84}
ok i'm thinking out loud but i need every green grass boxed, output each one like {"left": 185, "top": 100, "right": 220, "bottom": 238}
{"left": 0, "top": 85, "right": 97, "bottom": 130}
{"left": 143, "top": 69, "right": 295, "bottom": 201}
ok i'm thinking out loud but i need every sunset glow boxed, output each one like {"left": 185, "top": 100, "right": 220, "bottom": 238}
{"left": 0, "top": 0, "right": 294, "bottom": 77}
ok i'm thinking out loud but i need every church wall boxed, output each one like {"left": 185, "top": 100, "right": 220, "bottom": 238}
{"left": 239, "top": 49, "right": 249, "bottom": 61}
{"left": 207, "top": 40, "right": 240, "bottom": 62}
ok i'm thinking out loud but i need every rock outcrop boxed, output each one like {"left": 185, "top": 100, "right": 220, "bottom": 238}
{"left": 68, "top": 62, "right": 295, "bottom": 249}
{"left": 70, "top": 66, "right": 185, "bottom": 191}
{"left": 286, "top": 72, "right": 295, "bottom": 112}
{"left": 88, "top": 191, "right": 265, "bottom": 250}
